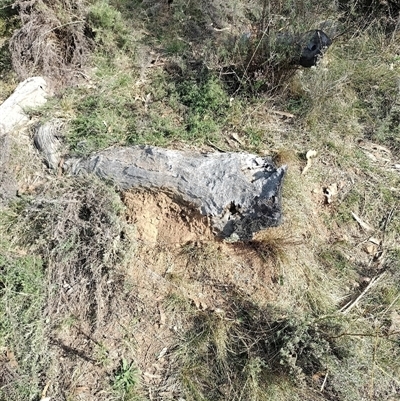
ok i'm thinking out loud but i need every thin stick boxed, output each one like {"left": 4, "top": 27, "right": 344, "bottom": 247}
{"left": 234, "top": 21, "right": 270, "bottom": 96}
{"left": 41, "top": 381, "right": 51, "bottom": 398}
{"left": 341, "top": 272, "right": 386, "bottom": 314}
{"left": 369, "top": 330, "right": 379, "bottom": 399}
{"left": 43, "top": 20, "right": 85, "bottom": 36}
{"left": 351, "top": 212, "right": 374, "bottom": 232}
{"left": 375, "top": 364, "right": 400, "bottom": 387}
{"left": 320, "top": 371, "right": 328, "bottom": 392}
{"left": 380, "top": 293, "right": 400, "bottom": 318}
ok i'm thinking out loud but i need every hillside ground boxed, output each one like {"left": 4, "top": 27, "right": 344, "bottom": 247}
{"left": 0, "top": 1, "right": 400, "bottom": 400}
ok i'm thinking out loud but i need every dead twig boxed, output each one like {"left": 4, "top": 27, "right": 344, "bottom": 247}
{"left": 351, "top": 212, "right": 374, "bottom": 232}
{"left": 340, "top": 272, "right": 387, "bottom": 314}
{"left": 320, "top": 371, "right": 328, "bottom": 392}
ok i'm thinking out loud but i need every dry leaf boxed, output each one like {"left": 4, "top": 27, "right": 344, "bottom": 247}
{"left": 157, "top": 347, "right": 168, "bottom": 359}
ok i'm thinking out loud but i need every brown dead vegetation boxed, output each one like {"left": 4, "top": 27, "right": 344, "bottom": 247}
{"left": 9, "top": 0, "right": 93, "bottom": 86}
{"left": 12, "top": 177, "right": 135, "bottom": 399}
{"left": 120, "top": 189, "right": 282, "bottom": 399}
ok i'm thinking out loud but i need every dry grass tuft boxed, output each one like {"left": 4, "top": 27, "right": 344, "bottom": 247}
{"left": 180, "top": 241, "right": 223, "bottom": 276}
{"left": 272, "top": 148, "right": 299, "bottom": 166}
{"left": 251, "top": 226, "right": 301, "bottom": 266}
{"left": 9, "top": 0, "right": 93, "bottom": 86}
{"left": 14, "top": 176, "right": 128, "bottom": 329}
{"left": 2, "top": 176, "right": 143, "bottom": 399}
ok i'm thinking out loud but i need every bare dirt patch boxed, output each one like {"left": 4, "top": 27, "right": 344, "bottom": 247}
{"left": 120, "top": 189, "right": 277, "bottom": 399}
{"left": 121, "top": 189, "right": 276, "bottom": 307}
{"left": 122, "top": 189, "right": 214, "bottom": 246}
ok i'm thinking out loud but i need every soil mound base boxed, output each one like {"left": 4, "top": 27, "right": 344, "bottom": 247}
{"left": 123, "top": 189, "right": 214, "bottom": 245}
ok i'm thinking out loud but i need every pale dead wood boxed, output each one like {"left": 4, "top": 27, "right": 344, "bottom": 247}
{"left": 302, "top": 150, "right": 317, "bottom": 175}
{"left": 351, "top": 211, "right": 374, "bottom": 232}
{"left": 340, "top": 272, "right": 387, "bottom": 314}
{"left": 320, "top": 371, "right": 328, "bottom": 392}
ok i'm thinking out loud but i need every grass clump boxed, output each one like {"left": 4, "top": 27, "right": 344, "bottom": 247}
{"left": 177, "top": 295, "right": 351, "bottom": 400}
{"left": 251, "top": 227, "right": 300, "bottom": 266}
{"left": 176, "top": 75, "right": 230, "bottom": 140}
{"left": 177, "top": 293, "right": 400, "bottom": 401}
{"left": 88, "top": 0, "right": 131, "bottom": 53}
{"left": 9, "top": 0, "right": 94, "bottom": 85}
{"left": 112, "top": 358, "right": 141, "bottom": 400}
{"left": 14, "top": 177, "right": 127, "bottom": 328}
{"left": 283, "top": 25, "right": 400, "bottom": 158}
{"left": 68, "top": 88, "right": 137, "bottom": 155}
{"left": 0, "top": 229, "right": 48, "bottom": 400}
{"left": 65, "top": 66, "right": 231, "bottom": 155}
{"left": 0, "top": 177, "right": 140, "bottom": 400}
{"left": 0, "top": 0, "right": 18, "bottom": 102}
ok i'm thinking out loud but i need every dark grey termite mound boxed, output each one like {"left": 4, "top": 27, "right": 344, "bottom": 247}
{"left": 34, "top": 121, "right": 286, "bottom": 240}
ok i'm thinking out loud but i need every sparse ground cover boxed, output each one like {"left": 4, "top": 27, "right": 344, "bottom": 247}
{"left": 0, "top": 0, "right": 400, "bottom": 400}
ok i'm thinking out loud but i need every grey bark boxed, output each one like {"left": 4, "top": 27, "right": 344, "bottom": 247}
{"left": 33, "top": 120, "right": 63, "bottom": 170}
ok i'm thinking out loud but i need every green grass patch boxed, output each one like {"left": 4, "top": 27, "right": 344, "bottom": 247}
{"left": 65, "top": 66, "right": 231, "bottom": 155}
{"left": 88, "top": 0, "right": 133, "bottom": 53}
{"left": 176, "top": 293, "right": 400, "bottom": 401}
{"left": 0, "top": 233, "right": 48, "bottom": 401}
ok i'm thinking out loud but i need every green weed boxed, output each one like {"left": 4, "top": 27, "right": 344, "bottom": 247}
{"left": 88, "top": 1, "right": 132, "bottom": 53}
{"left": 94, "top": 342, "right": 111, "bottom": 367}
{"left": 318, "top": 248, "right": 355, "bottom": 276}
{"left": 68, "top": 93, "right": 136, "bottom": 155}
{"left": 112, "top": 358, "right": 140, "bottom": 399}
{"left": 66, "top": 68, "right": 231, "bottom": 155}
